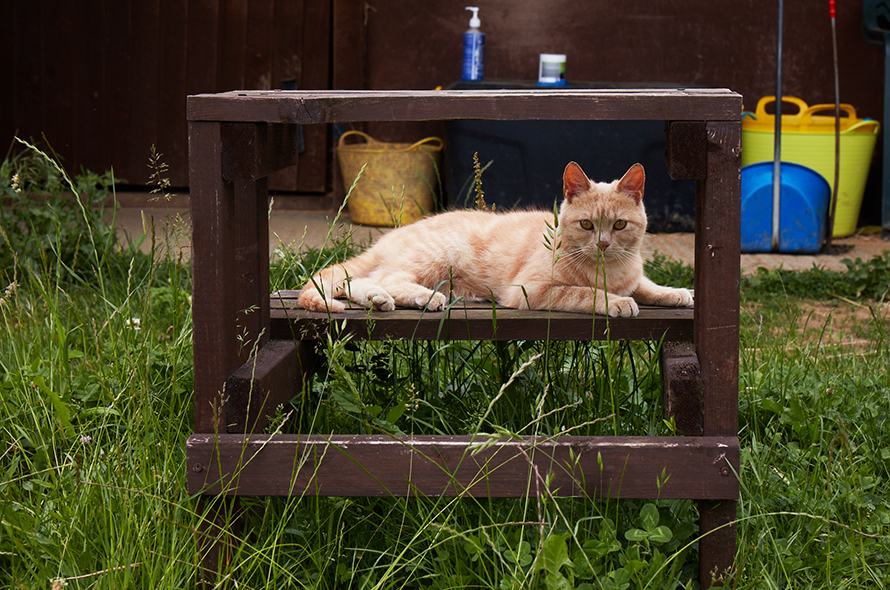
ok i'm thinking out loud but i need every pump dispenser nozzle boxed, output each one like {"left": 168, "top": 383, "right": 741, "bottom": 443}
{"left": 465, "top": 6, "right": 481, "bottom": 28}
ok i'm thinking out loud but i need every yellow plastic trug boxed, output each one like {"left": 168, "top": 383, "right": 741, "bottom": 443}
{"left": 337, "top": 131, "right": 443, "bottom": 227}
{"left": 742, "top": 96, "right": 880, "bottom": 237}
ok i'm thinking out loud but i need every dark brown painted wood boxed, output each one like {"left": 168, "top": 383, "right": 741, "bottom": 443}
{"left": 189, "top": 121, "right": 237, "bottom": 433}
{"left": 187, "top": 89, "right": 742, "bottom": 124}
{"left": 332, "top": 0, "right": 366, "bottom": 91}
{"left": 0, "top": 3, "right": 13, "bottom": 153}
{"left": 694, "top": 120, "right": 741, "bottom": 589}
{"left": 13, "top": 1, "right": 44, "bottom": 149}
{"left": 105, "top": 1, "right": 133, "bottom": 179}
{"left": 695, "top": 121, "right": 741, "bottom": 438}
{"left": 269, "top": 290, "right": 693, "bottom": 342}
{"left": 188, "top": 434, "right": 740, "bottom": 500}
{"left": 40, "top": 3, "right": 76, "bottom": 166}
{"left": 699, "top": 500, "right": 738, "bottom": 588}
{"left": 157, "top": 0, "right": 190, "bottom": 182}
{"left": 218, "top": 0, "right": 248, "bottom": 91}
{"left": 224, "top": 340, "right": 300, "bottom": 434}
{"left": 296, "top": 0, "right": 333, "bottom": 193}
{"left": 661, "top": 341, "right": 703, "bottom": 436}
{"left": 221, "top": 124, "right": 300, "bottom": 181}
{"left": 232, "top": 177, "right": 271, "bottom": 366}
{"left": 128, "top": 0, "right": 161, "bottom": 185}
{"left": 245, "top": 0, "right": 275, "bottom": 90}
{"left": 267, "top": 0, "right": 304, "bottom": 191}
{"left": 665, "top": 121, "right": 708, "bottom": 181}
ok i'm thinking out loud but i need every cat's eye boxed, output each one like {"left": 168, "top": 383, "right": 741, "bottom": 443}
{"left": 613, "top": 220, "right": 627, "bottom": 230}
{"left": 579, "top": 219, "right": 594, "bottom": 231}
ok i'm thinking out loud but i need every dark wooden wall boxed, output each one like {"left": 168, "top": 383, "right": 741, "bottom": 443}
{"left": 1, "top": 0, "right": 331, "bottom": 193}
{"left": 3, "top": 0, "right": 884, "bottom": 218}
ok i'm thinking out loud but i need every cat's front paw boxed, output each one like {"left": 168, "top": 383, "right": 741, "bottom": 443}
{"left": 661, "top": 287, "right": 693, "bottom": 307}
{"left": 366, "top": 287, "right": 396, "bottom": 311}
{"left": 608, "top": 296, "right": 639, "bottom": 318}
{"left": 418, "top": 291, "right": 447, "bottom": 311}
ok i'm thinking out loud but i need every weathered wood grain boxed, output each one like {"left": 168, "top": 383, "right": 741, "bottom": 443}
{"left": 190, "top": 121, "right": 237, "bottom": 433}
{"left": 661, "top": 341, "right": 704, "bottom": 436}
{"left": 187, "top": 89, "right": 742, "bottom": 124}
{"left": 665, "top": 121, "right": 708, "bottom": 180}
{"left": 188, "top": 434, "right": 740, "bottom": 500}
{"left": 694, "top": 119, "right": 741, "bottom": 590}
{"left": 221, "top": 123, "right": 300, "bottom": 181}
{"left": 224, "top": 340, "right": 300, "bottom": 434}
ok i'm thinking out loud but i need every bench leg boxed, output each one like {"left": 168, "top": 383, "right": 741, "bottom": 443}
{"left": 695, "top": 120, "right": 741, "bottom": 589}
{"left": 699, "top": 500, "right": 737, "bottom": 588}
{"left": 190, "top": 121, "right": 274, "bottom": 581}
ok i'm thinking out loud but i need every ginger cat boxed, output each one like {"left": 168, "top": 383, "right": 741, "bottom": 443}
{"left": 298, "top": 162, "right": 692, "bottom": 318}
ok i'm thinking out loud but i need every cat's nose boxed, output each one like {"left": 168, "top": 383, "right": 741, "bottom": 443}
{"left": 597, "top": 240, "right": 610, "bottom": 251}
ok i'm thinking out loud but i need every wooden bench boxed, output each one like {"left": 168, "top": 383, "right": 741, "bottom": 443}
{"left": 186, "top": 89, "right": 742, "bottom": 587}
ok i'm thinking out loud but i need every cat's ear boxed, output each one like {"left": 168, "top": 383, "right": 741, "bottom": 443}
{"left": 617, "top": 163, "right": 645, "bottom": 204}
{"left": 563, "top": 161, "right": 591, "bottom": 203}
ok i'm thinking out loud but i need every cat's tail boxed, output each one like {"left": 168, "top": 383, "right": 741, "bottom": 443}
{"left": 298, "top": 256, "right": 373, "bottom": 313}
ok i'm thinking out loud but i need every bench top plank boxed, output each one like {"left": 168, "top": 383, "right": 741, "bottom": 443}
{"left": 269, "top": 290, "right": 693, "bottom": 342}
{"left": 187, "top": 89, "right": 742, "bottom": 124}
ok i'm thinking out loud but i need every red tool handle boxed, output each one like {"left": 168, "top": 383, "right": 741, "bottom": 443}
{"left": 828, "top": 0, "right": 836, "bottom": 18}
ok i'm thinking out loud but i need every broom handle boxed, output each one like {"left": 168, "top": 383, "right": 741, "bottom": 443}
{"left": 826, "top": 0, "right": 840, "bottom": 249}
{"left": 772, "top": 0, "right": 784, "bottom": 252}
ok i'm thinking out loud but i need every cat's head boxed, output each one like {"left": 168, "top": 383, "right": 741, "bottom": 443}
{"left": 558, "top": 162, "right": 647, "bottom": 262}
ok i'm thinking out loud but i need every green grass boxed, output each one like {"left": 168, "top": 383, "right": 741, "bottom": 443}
{"left": 1, "top": 146, "right": 889, "bottom": 588}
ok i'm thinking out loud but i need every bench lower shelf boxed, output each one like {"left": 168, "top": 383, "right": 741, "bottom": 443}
{"left": 187, "top": 434, "right": 738, "bottom": 500}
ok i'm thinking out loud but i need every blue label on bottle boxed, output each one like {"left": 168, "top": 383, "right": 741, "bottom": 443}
{"left": 461, "top": 32, "right": 485, "bottom": 81}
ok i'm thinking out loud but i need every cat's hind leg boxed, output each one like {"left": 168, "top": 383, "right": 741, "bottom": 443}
{"left": 379, "top": 273, "right": 448, "bottom": 311}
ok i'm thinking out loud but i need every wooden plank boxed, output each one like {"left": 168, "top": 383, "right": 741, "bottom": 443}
{"left": 71, "top": 0, "right": 108, "bottom": 175}
{"left": 224, "top": 340, "right": 301, "bottom": 434}
{"left": 157, "top": 0, "right": 190, "bottom": 186}
{"left": 269, "top": 291, "right": 693, "bottom": 342}
{"left": 296, "top": 0, "right": 332, "bottom": 193}
{"left": 187, "top": 434, "right": 740, "bottom": 500}
{"left": 218, "top": 0, "right": 248, "bottom": 91}
{"left": 245, "top": 0, "right": 275, "bottom": 90}
{"left": 105, "top": 1, "right": 132, "bottom": 181}
{"left": 189, "top": 121, "right": 238, "bottom": 433}
{"left": 0, "top": 1, "right": 14, "bottom": 150}
{"left": 186, "top": 0, "right": 220, "bottom": 94}
{"left": 221, "top": 123, "right": 300, "bottom": 180}
{"left": 187, "top": 89, "right": 743, "bottom": 124}
{"left": 13, "top": 1, "right": 44, "bottom": 147}
{"left": 267, "top": 0, "right": 304, "bottom": 191}
{"left": 39, "top": 2, "right": 75, "bottom": 166}
{"left": 332, "top": 0, "right": 365, "bottom": 90}
{"left": 661, "top": 341, "right": 703, "bottom": 436}
{"left": 128, "top": 0, "right": 160, "bottom": 186}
